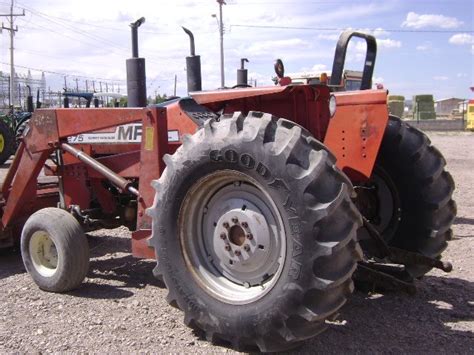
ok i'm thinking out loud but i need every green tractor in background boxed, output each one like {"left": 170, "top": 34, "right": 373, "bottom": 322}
{"left": 0, "top": 109, "right": 32, "bottom": 165}
{"left": 0, "top": 85, "right": 37, "bottom": 165}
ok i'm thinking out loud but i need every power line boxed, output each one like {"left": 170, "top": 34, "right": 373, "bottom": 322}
{"left": 0, "top": 61, "right": 126, "bottom": 83}
{"left": 230, "top": 24, "right": 474, "bottom": 33}
{"left": 14, "top": 5, "right": 185, "bottom": 66}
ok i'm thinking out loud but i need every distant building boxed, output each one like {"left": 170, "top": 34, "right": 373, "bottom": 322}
{"left": 458, "top": 100, "right": 469, "bottom": 113}
{"left": 435, "top": 98, "right": 464, "bottom": 115}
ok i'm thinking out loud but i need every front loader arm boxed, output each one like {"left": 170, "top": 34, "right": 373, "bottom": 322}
{"left": 0, "top": 108, "right": 152, "bottom": 228}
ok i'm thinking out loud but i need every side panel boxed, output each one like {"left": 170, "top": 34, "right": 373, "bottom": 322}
{"left": 324, "top": 90, "right": 388, "bottom": 180}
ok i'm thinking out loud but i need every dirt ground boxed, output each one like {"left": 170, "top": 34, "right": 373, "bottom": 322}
{"left": 0, "top": 131, "right": 473, "bottom": 353}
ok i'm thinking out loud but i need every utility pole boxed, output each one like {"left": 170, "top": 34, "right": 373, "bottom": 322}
{"left": 74, "top": 78, "right": 79, "bottom": 92}
{"left": 174, "top": 74, "right": 177, "bottom": 96}
{"left": 85, "top": 80, "right": 89, "bottom": 92}
{"left": 64, "top": 76, "right": 67, "bottom": 91}
{"left": 217, "top": 0, "right": 226, "bottom": 88}
{"left": 1, "top": 0, "right": 25, "bottom": 112}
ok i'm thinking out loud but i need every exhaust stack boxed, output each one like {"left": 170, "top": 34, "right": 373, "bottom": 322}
{"left": 25, "top": 85, "right": 34, "bottom": 112}
{"left": 126, "top": 17, "right": 147, "bottom": 107}
{"left": 183, "top": 27, "right": 202, "bottom": 93}
{"left": 236, "top": 58, "right": 249, "bottom": 87}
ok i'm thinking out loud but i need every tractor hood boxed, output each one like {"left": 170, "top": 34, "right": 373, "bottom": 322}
{"left": 190, "top": 86, "right": 291, "bottom": 105}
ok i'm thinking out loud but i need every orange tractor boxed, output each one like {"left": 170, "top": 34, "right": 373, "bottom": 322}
{"left": 0, "top": 30, "right": 455, "bottom": 351}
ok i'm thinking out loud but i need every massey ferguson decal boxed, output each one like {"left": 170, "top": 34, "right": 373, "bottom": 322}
{"left": 67, "top": 123, "right": 180, "bottom": 144}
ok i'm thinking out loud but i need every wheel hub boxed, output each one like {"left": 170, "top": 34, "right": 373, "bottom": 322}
{"left": 29, "top": 230, "right": 58, "bottom": 277}
{"left": 210, "top": 202, "right": 275, "bottom": 286}
{"left": 180, "top": 171, "right": 286, "bottom": 304}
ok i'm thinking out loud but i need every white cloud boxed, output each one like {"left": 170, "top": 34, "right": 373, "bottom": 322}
{"left": 317, "top": 33, "right": 340, "bottom": 41}
{"left": 377, "top": 38, "right": 401, "bottom": 49}
{"left": 244, "top": 38, "right": 311, "bottom": 57}
{"left": 416, "top": 42, "right": 432, "bottom": 51}
{"left": 311, "top": 64, "right": 328, "bottom": 71}
{"left": 318, "top": 28, "right": 389, "bottom": 42}
{"left": 401, "top": 12, "right": 463, "bottom": 29}
{"left": 457, "top": 73, "right": 468, "bottom": 78}
{"left": 433, "top": 76, "right": 449, "bottom": 81}
{"left": 449, "top": 33, "right": 474, "bottom": 45}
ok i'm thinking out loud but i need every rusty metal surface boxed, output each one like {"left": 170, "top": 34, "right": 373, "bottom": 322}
{"left": 324, "top": 90, "right": 389, "bottom": 180}
{"left": 1, "top": 142, "right": 24, "bottom": 198}
{"left": 56, "top": 108, "right": 149, "bottom": 138}
{"left": 131, "top": 107, "right": 168, "bottom": 259}
{"left": 200, "top": 85, "right": 332, "bottom": 142}
{"left": 131, "top": 229, "right": 154, "bottom": 259}
{"left": 61, "top": 143, "right": 136, "bottom": 193}
{"left": 24, "top": 110, "right": 59, "bottom": 153}
{"left": 190, "top": 85, "right": 290, "bottom": 105}
{"left": 1, "top": 149, "right": 51, "bottom": 227}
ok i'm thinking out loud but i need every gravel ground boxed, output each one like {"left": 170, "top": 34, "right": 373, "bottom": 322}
{"left": 0, "top": 131, "right": 473, "bottom": 353}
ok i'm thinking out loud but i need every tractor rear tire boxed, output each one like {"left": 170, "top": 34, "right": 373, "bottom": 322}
{"left": 21, "top": 208, "right": 90, "bottom": 292}
{"left": 0, "top": 119, "right": 14, "bottom": 165}
{"left": 357, "top": 115, "right": 456, "bottom": 278}
{"left": 148, "top": 112, "right": 362, "bottom": 352}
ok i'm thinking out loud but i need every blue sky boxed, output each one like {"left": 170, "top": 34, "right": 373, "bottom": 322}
{"left": 0, "top": 0, "right": 472, "bottom": 99}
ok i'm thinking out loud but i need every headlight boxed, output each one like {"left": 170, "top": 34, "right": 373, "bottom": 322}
{"left": 329, "top": 94, "right": 337, "bottom": 117}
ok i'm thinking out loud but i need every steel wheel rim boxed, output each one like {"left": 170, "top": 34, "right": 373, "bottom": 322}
{"left": 29, "top": 230, "right": 59, "bottom": 277}
{"left": 356, "top": 166, "right": 401, "bottom": 242}
{"left": 179, "top": 170, "right": 286, "bottom": 305}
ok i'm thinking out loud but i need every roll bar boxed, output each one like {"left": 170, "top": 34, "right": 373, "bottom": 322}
{"left": 330, "top": 30, "right": 377, "bottom": 90}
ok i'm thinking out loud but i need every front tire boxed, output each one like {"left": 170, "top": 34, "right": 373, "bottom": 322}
{"left": 21, "top": 208, "right": 90, "bottom": 292}
{"left": 148, "top": 112, "right": 362, "bottom": 351}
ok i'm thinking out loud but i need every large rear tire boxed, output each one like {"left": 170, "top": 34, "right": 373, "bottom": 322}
{"left": 148, "top": 112, "right": 362, "bottom": 352}
{"left": 21, "top": 208, "right": 90, "bottom": 292}
{"left": 356, "top": 116, "right": 456, "bottom": 278}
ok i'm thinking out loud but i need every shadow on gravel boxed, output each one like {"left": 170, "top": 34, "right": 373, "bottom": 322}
{"left": 69, "top": 282, "right": 135, "bottom": 299}
{"left": 87, "top": 234, "right": 131, "bottom": 258}
{"left": 297, "top": 275, "right": 474, "bottom": 353}
{"left": 453, "top": 216, "right": 474, "bottom": 226}
{"left": 72, "top": 255, "right": 163, "bottom": 300}
{"left": 0, "top": 247, "right": 25, "bottom": 280}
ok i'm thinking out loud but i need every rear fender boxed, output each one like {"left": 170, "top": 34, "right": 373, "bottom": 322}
{"left": 324, "top": 90, "right": 388, "bottom": 181}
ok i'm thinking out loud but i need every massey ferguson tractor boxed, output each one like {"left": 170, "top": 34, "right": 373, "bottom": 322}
{"left": 0, "top": 30, "right": 455, "bottom": 352}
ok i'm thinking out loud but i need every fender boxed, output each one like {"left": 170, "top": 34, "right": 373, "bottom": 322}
{"left": 324, "top": 89, "right": 389, "bottom": 181}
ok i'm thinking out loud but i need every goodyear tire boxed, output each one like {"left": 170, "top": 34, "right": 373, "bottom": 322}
{"left": 21, "top": 208, "right": 90, "bottom": 292}
{"left": 356, "top": 115, "right": 456, "bottom": 278}
{"left": 148, "top": 112, "right": 362, "bottom": 352}
{"left": 0, "top": 119, "right": 14, "bottom": 165}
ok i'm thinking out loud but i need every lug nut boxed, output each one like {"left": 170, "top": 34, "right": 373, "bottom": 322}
{"left": 234, "top": 250, "right": 241, "bottom": 256}
{"left": 232, "top": 217, "right": 238, "bottom": 224}
{"left": 223, "top": 222, "right": 230, "bottom": 229}
{"left": 247, "top": 233, "right": 253, "bottom": 240}
{"left": 225, "top": 244, "right": 231, "bottom": 251}
{"left": 220, "top": 233, "right": 227, "bottom": 240}
{"left": 243, "top": 244, "right": 250, "bottom": 252}
{"left": 242, "top": 222, "right": 248, "bottom": 228}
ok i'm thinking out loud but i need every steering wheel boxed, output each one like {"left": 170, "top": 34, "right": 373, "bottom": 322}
{"left": 274, "top": 59, "right": 285, "bottom": 78}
